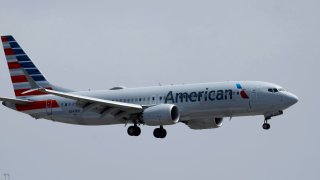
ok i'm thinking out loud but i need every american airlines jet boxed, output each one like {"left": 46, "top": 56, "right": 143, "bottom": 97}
{"left": 0, "top": 35, "right": 298, "bottom": 138}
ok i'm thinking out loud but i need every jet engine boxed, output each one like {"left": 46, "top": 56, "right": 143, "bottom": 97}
{"left": 186, "top": 117, "right": 224, "bottom": 130}
{"left": 142, "top": 104, "right": 180, "bottom": 126}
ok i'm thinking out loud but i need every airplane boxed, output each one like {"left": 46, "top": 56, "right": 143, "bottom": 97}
{"left": 0, "top": 35, "right": 298, "bottom": 138}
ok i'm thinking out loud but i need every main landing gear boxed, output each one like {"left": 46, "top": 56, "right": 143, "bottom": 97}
{"left": 262, "top": 117, "right": 271, "bottom": 130}
{"left": 127, "top": 125, "right": 141, "bottom": 136}
{"left": 153, "top": 126, "right": 167, "bottom": 139}
{"left": 126, "top": 124, "right": 167, "bottom": 138}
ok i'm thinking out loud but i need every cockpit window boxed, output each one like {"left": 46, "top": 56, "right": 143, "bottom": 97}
{"left": 268, "top": 88, "right": 280, "bottom": 93}
{"left": 278, "top": 88, "right": 285, "bottom": 91}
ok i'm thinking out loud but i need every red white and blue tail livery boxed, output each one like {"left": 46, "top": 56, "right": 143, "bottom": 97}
{"left": 0, "top": 35, "right": 299, "bottom": 138}
{"left": 2, "top": 35, "right": 55, "bottom": 97}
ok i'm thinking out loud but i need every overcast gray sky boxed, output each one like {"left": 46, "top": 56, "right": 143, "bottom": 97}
{"left": 0, "top": 0, "right": 319, "bottom": 179}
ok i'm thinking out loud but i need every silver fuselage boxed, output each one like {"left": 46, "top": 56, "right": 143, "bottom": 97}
{"left": 5, "top": 81, "right": 298, "bottom": 126}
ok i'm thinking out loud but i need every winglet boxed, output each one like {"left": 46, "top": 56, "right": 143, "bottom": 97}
{"left": 21, "top": 88, "right": 42, "bottom": 95}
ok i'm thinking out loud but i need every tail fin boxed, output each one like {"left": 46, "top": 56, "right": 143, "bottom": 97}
{"left": 1, "top": 35, "right": 59, "bottom": 98}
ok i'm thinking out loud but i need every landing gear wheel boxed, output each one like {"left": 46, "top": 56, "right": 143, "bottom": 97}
{"left": 133, "top": 126, "right": 141, "bottom": 136}
{"left": 153, "top": 126, "right": 167, "bottom": 138}
{"left": 262, "top": 123, "right": 270, "bottom": 130}
{"left": 153, "top": 128, "right": 160, "bottom": 138}
{"left": 127, "top": 125, "right": 141, "bottom": 136}
{"left": 160, "top": 128, "right": 167, "bottom": 138}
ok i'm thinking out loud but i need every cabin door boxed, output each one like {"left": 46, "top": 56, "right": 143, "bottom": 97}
{"left": 249, "top": 89, "right": 258, "bottom": 110}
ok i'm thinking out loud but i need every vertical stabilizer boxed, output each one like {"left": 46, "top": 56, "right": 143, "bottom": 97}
{"left": 1, "top": 35, "right": 68, "bottom": 98}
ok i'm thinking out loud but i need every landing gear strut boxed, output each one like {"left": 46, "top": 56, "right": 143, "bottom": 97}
{"left": 127, "top": 124, "right": 141, "bottom": 136}
{"left": 153, "top": 126, "right": 167, "bottom": 139}
{"left": 262, "top": 118, "right": 271, "bottom": 130}
{"left": 262, "top": 111, "right": 284, "bottom": 130}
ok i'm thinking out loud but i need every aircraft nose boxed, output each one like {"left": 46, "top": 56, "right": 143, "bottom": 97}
{"left": 284, "top": 92, "right": 299, "bottom": 106}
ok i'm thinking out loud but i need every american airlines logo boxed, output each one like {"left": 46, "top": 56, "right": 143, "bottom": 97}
{"left": 164, "top": 88, "right": 234, "bottom": 103}
{"left": 164, "top": 83, "right": 249, "bottom": 103}
{"left": 236, "top": 83, "right": 249, "bottom": 99}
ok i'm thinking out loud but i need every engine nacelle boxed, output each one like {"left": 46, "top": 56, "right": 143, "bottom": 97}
{"left": 187, "top": 117, "right": 224, "bottom": 130}
{"left": 142, "top": 104, "right": 180, "bottom": 126}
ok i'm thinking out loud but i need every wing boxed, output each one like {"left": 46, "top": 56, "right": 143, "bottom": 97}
{"left": 38, "top": 88, "right": 143, "bottom": 119}
{"left": 0, "top": 96, "right": 31, "bottom": 105}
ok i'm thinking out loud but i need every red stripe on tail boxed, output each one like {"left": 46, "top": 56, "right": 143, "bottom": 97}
{"left": 4, "top": 48, "right": 14, "bottom": 56}
{"left": 1, "top": 36, "right": 7, "bottom": 42}
{"left": 11, "top": 75, "right": 28, "bottom": 83}
{"left": 8, "top": 62, "right": 21, "bottom": 69}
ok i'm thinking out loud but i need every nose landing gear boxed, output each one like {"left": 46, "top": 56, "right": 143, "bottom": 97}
{"left": 262, "top": 117, "right": 271, "bottom": 130}
{"left": 262, "top": 111, "right": 284, "bottom": 130}
{"left": 262, "top": 121, "right": 271, "bottom": 130}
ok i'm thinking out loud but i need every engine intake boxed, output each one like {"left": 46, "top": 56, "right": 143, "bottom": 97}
{"left": 142, "top": 104, "right": 180, "bottom": 126}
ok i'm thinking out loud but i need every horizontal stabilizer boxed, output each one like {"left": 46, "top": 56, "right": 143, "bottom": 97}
{"left": 0, "top": 96, "right": 31, "bottom": 105}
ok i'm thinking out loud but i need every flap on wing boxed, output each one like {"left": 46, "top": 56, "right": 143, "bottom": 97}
{"left": 38, "top": 88, "right": 143, "bottom": 112}
{"left": 0, "top": 96, "right": 31, "bottom": 105}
